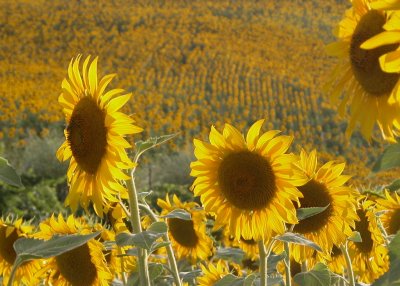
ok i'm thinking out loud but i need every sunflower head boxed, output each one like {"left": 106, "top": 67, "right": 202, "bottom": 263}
{"left": 0, "top": 218, "right": 42, "bottom": 286}
{"left": 326, "top": 0, "right": 400, "bottom": 141}
{"left": 157, "top": 194, "right": 214, "bottom": 263}
{"left": 191, "top": 120, "right": 307, "bottom": 241}
{"left": 34, "top": 214, "right": 113, "bottom": 286}
{"left": 197, "top": 260, "right": 230, "bottom": 286}
{"left": 376, "top": 190, "right": 400, "bottom": 235}
{"left": 56, "top": 55, "right": 142, "bottom": 217}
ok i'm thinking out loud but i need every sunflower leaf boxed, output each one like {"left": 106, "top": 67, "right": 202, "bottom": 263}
{"left": 116, "top": 231, "right": 163, "bottom": 250}
{"left": 296, "top": 205, "right": 330, "bottom": 221}
{"left": 372, "top": 143, "right": 400, "bottom": 173}
{"left": 148, "top": 263, "right": 164, "bottom": 280}
{"left": 386, "top": 179, "right": 400, "bottom": 192}
{"left": 150, "top": 241, "right": 170, "bottom": 254}
{"left": 148, "top": 221, "right": 168, "bottom": 233}
{"left": 243, "top": 274, "right": 257, "bottom": 286}
{"left": 274, "top": 232, "right": 322, "bottom": 252}
{"left": 214, "top": 274, "right": 243, "bottom": 286}
{"left": 160, "top": 208, "right": 191, "bottom": 220}
{"left": 215, "top": 247, "right": 245, "bottom": 264}
{"left": 372, "top": 232, "right": 400, "bottom": 286}
{"left": 293, "top": 262, "right": 331, "bottom": 286}
{"left": 181, "top": 269, "right": 202, "bottom": 281}
{"left": 267, "top": 252, "right": 286, "bottom": 273}
{"left": 135, "top": 133, "right": 179, "bottom": 158}
{"left": 0, "top": 157, "right": 23, "bottom": 187}
{"left": 348, "top": 231, "right": 362, "bottom": 243}
{"left": 13, "top": 232, "right": 100, "bottom": 263}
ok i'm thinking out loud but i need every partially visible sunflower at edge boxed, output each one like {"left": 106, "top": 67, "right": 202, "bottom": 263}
{"left": 325, "top": 0, "right": 400, "bottom": 141}
{"left": 56, "top": 55, "right": 142, "bottom": 216}
{"left": 190, "top": 119, "right": 307, "bottom": 242}
{"left": 197, "top": 260, "right": 230, "bottom": 286}
{"left": 33, "top": 214, "right": 113, "bottom": 286}
{"left": 0, "top": 218, "right": 42, "bottom": 286}
{"left": 157, "top": 194, "right": 214, "bottom": 263}
{"left": 376, "top": 190, "right": 400, "bottom": 235}
{"left": 348, "top": 199, "right": 389, "bottom": 284}
{"left": 275, "top": 149, "right": 359, "bottom": 263}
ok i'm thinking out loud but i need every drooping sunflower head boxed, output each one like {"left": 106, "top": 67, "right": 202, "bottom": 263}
{"left": 376, "top": 190, "right": 400, "bottom": 235}
{"left": 197, "top": 260, "right": 230, "bottom": 286}
{"left": 34, "top": 214, "right": 113, "bottom": 286}
{"left": 0, "top": 218, "right": 42, "bottom": 286}
{"left": 191, "top": 120, "right": 307, "bottom": 241}
{"left": 287, "top": 149, "right": 359, "bottom": 262}
{"left": 57, "top": 55, "right": 143, "bottom": 217}
{"left": 222, "top": 227, "right": 259, "bottom": 261}
{"left": 325, "top": 0, "right": 400, "bottom": 141}
{"left": 349, "top": 199, "right": 389, "bottom": 284}
{"left": 157, "top": 194, "right": 214, "bottom": 263}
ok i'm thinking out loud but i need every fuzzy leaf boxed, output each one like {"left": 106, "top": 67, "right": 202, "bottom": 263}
{"left": 275, "top": 233, "right": 322, "bottom": 252}
{"left": 0, "top": 157, "right": 23, "bottom": 187}
{"left": 116, "top": 231, "right": 163, "bottom": 250}
{"left": 372, "top": 144, "right": 400, "bottom": 172}
{"left": 297, "top": 205, "right": 330, "bottom": 221}
{"left": 293, "top": 263, "right": 331, "bottom": 286}
{"left": 161, "top": 209, "right": 191, "bottom": 220}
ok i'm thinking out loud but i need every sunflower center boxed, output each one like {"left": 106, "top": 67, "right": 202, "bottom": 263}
{"left": 0, "top": 227, "right": 18, "bottom": 265}
{"left": 55, "top": 243, "right": 97, "bottom": 286}
{"left": 290, "top": 259, "right": 302, "bottom": 277}
{"left": 350, "top": 10, "right": 399, "bottom": 95}
{"left": 168, "top": 218, "right": 198, "bottom": 247}
{"left": 293, "top": 179, "right": 333, "bottom": 234}
{"left": 217, "top": 151, "right": 276, "bottom": 210}
{"left": 388, "top": 208, "right": 400, "bottom": 235}
{"left": 67, "top": 96, "right": 107, "bottom": 174}
{"left": 354, "top": 209, "right": 374, "bottom": 253}
{"left": 331, "top": 245, "right": 342, "bottom": 258}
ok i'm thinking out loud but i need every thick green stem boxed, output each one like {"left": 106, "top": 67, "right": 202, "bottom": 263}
{"left": 258, "top": 240, "right": 268, "bottom": 286}
{"left": 139, "top": 203, "right": 182, "bottom": 286}
{"left": 126, "top": 174, "right": 150, "bottom": 286}
{"left": 340, "top": 243, "right": 355, "bottom": 286}
{"left": 284, "top": 242, "right": 292, "bottom": 286}
{"left": 7, "top": 262, "right": 19, "bottom": 286}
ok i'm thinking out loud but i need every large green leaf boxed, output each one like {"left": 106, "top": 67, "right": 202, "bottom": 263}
{"left": 274, "top": 232, "right": 322, "bottom": 252}
{"left": 293, "top": 263, "right": 331, "bottom": 286}
{"left": 296, "top": 205, "right": 330, "bottom": 221}
{"left": 372, "top": 144, "right": 400, "bottom": 173}
{"left": 116, "top": 231, "right": 163, "bottom": 251}
{"left": 161, "top": 208, "right": 191, "bottom": 220}
{"left": 372, "top": 232, "right": 400, "bottom": 286}
{"left": 14, "top": 232, "right": 100, "bottom": 262}
{"left": 215, "top": 247, "right": 245, "bottom": 264}
{"left": 0, "top": 157, "right": 23, "bottom": 187}
{"left": 148, "top": 263, "right": 164, "bottom": 280}
{"left": 147, "top": 221, "right": 168, "bottom": 233}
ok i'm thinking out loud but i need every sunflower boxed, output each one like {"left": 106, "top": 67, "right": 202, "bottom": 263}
{"left": 222, "top": 227, "right": 259, "bottom": 261}
{"left": 322, "top": 245, "right": 346, "bottom": 275}
{"left": 283, "top": 149, "right": 359, "bottom": 262}
{"left": 325, "top": 0, "right": 400, "bottom": 141}
{"left": 376, "top": 190, "right": 400, "bottom": 235}
{"left": 157, "top": 194, "right": 214, "bottom": 263}
{"left": 56, "top": 55, "right": 142, "bottom": 216}
{"left": 197, "top": 260, "right": 230, "bottom": 286}
{"left": 33, "top": 214, "right": 113, "bottom": 286}
{"left": 190, "top": 120, "right": 307, "bottom": 241}
{"left": 348, "top": 200, "right": 389, "bottom": 284}
{"left": 0, "top": 218, "right": 42, "bottom": 286}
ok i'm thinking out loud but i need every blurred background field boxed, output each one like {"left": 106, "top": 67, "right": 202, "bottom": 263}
{"left": 0, "top": 0, "right": 396, "bottom": 219}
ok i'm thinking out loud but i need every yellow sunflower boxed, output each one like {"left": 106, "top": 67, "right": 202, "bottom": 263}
{"left": 376, "top": 190, "right": 400, "bottom": 235}
{"left": 190, "top": 120, "right": 307, "bottom": 241}
{"left": 0, "top": 218, "right": 42, "bottom": 286}
{"left": 321, "top": 245, "right": 346, "bottom": 275}
{"left": 33, "top": 214, "right": 113, "bottom": 286}
{"left": 157, "top": 194, "right": 214, "bottom": 263}
{"left": 325, "top": 0, "right": 400, "bottom": 141}
{"left": 348, "top": 200, "right": 389, "bottom": 284}
{"left": 222, "top": 227, "right": 259, "bottom": 261}
{"left": 56, "top": 55, "right": 142, "bottom": 216}
{"left": 197, "top": 260, "right": 230, "bottom": 286}
{"left": 284, "top": 149, "right": 359, "bottom": 262}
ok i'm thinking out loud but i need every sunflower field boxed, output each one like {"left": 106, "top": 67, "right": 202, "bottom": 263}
{"left": 1, "top": 0, "right": 400, "bottom": 285}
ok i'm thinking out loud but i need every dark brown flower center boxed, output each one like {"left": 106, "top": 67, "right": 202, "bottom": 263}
{"left": 67, "top": 96, "right": 107, "bottom": 174}
{"left": 56, "top": 243, "right": 97, "bottom": 286}
{"left": 350, "top": 10, "right": 399, "bottom": 95}
{"left": 0, "top": 227, "right": 18, "bottom": 265}
{"left": 291, "top": 259, "right": 302, "bottom": 277}
{"left": 217, "top": 151, "right": 276, "bottom": 210}
{"left": 293, "top": 179, "right": 333, "bottom": 234}
{"left": 168, "top": 218, "right": 198, "bottom": 247}
{"left": 388, "top": 208, "right": 400, "bottom": 235}
{"left": 331, "top": 245, "right": 342, "bottom": 258}
{"left": 354, "top": 209, "right": 374, "bottom": 253}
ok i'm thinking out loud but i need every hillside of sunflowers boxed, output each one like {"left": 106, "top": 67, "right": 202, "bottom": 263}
{"left": 1, "top": 0, "right": 400, "bottom": 285}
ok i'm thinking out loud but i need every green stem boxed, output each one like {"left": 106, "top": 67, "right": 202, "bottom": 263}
{"left": 126, "top": 173, "right": 150, "bottom": 286}
{"left": 139, "top": 203, "right": 182, "bottom": 286}
{"left": 284, "top": 242, "right": 292, "bottom": 286}
{"left": 258, "top": 240, "right": 269, "bottom": 286}
{"left": 7, "top": 260, "right": 20, "bottom": 286}
{"left": 340, "top": 243, "right": 355, "bottom": 286}
{"left": 301, "top": 260, "right": 307, "bottom": 272}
